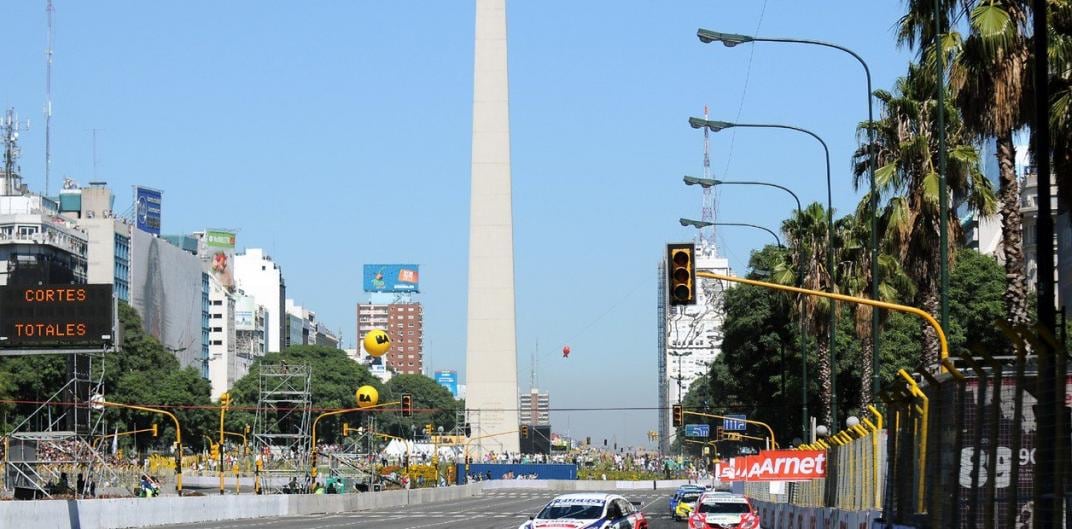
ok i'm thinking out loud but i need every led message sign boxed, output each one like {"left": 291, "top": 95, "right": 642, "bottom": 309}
{"left": 0, "top": 284, "right": 114, "bottom": 348}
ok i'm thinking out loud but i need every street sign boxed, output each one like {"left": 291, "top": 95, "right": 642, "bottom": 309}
{"left": 723, "top": 414, "right": 747, "bottom": 432}
{"left": 684, "top": 424, "right": 710, "bottom": 438}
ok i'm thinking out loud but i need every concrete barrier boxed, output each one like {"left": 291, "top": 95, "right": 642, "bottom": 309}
{"left": 750, "top": 499, "right": 884, "bottom": 529}
{"left": 0, "top": 483, "right": 483, "bottom": 529}
{"left": 479, "top": 479, "right": 693, "bottom": 491}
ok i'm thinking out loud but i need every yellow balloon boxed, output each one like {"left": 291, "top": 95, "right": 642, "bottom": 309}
{"left": 356, "top": 385, "right": 379, "bottom": 409}
{"left": 363, "top": 329, "right": 392, "bottom": 357}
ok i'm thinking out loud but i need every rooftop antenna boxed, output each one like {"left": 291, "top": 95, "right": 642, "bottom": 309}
{"left": 701, "top": 104, "right": 716, "bottom": 250}
{"left": 44, "top": 0, "right": 54, "bottom": 197}
{"left": 2, "top": 109, "right": 29, "bottom": 197}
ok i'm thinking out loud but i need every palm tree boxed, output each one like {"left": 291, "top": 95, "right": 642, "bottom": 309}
{"left": 900, "top": 0, "right": 1032, "bottom": 326}
{"left": 834, "top": 206, "right": 916, "bottom": 408}
{"left": 775, "top": 202, "right": 835, "bottom": 427}
{"left": 1052, "top": 1, "right": 1072, "bottom": 222}
{"left": 854, "top": 64, "right": 997, "bottom": 366}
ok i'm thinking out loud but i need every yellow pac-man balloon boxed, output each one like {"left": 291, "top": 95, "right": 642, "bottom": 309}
{"left": 363, "top": 329, "right": 392, "bottom": 357}
{"left": 356, "top": 385, "right": 379, "bottom": 408}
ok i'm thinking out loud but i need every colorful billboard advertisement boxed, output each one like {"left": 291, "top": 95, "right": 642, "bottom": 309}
{"left": 235, "top": 295, "right": 257, "bottom": 331}
{"left": 203, "top": 230, "right": 236, "bottom": 291}
{"left": 435, "top": 370, "right": 458, "bottom": 397}
{"left": 363, "top": 264, "right": 419, "bottom": 293}
{"left": 135, "top": 186, "right": 162, "bottom": 235}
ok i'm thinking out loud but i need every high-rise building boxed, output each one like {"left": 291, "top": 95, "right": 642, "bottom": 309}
{"left": 657, "top": 240, "right": 732, "bottom": 454}
{"left": 207, "top": 275, "right": 239, "bottom": 399}
{"left": 60, "top": 182, "right": 131, "bottom": 302}
{"left": 234, "top": 249, "right": 286, "bottom": 353}
{"left": 356, "top": 302, "right": 423, "bottom": 375}
{"left": 519, "top": 388, "right": 550, "bottom": 426}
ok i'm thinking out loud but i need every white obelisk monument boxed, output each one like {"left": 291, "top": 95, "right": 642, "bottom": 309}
{"left": 465, "top": 0, "right": 520, "bottom": 455}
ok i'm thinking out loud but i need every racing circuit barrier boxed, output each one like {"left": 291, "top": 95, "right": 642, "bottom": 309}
{"left": 742, "top": 343, "right": 1067, "bottom": 529}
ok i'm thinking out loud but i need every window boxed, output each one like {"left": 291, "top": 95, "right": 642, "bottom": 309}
{"left": 211, "top": 340, "right": 223, "bottom": 346}
{"left": 212, "top": 314, "right": 223, "bottom": 319}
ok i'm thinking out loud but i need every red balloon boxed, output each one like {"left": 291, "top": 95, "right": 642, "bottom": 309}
{"left": 562, "top": 345, "right": 571, "bottom": 358}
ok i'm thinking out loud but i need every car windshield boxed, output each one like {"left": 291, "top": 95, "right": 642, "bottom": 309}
{"left": 697, "top": 501, "right": 751, "bottom": 514}
{"left": 680, "top": 492, "right": 701, "bottom": 503}
{"left": 538, "top": 503, "right": 605, "bottom": 519}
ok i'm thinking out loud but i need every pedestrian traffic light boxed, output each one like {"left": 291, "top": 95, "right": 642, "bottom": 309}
{"left": 667, "top": 243, "right": 697, "bottom": 305}
{"left": 342, "top": 422, "right": 350, "bottom": 437}
{"left": 151, "top": 424, "right": 158, "bottom": 437}
{"left": 672, "top": 404, "right": 683, "bottom": 427}
{"left": 401, "top": 394, "right": 413, "bottom": 417}
{"left": 521, "top": 425, "right": 529, "bottom": 439}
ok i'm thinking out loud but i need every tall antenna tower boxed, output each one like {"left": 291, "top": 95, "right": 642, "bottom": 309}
{"left": 701, "top": 105, "right": 716, "bottom": 248}
{"left": 2, "top": 109, "right": 28, "bottom": 197}
{"left": 44, "top": 0, "right": 54, "bottom": 197}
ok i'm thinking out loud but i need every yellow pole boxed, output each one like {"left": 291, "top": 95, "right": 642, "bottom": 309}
{"left": 898, "top": 369, "right": 929, "bottom": 513}
{"left": 219, "top": 400, "right": 226, "bottom": 495}
{"left": 98, "top": 401, "right": 183, "bottom": 495}
{"left": 683, "top": 410, "right": 778, "bottom": 448}
{"left": 864, "top": 416, "right": 881, "bottom": 509}
{"left": 696, "top": 271, "right": 949, "bottom": 367}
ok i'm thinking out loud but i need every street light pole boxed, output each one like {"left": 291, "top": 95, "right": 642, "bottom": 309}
{"left": 684, "top": 176, "right": 810, "bottom": 438}
{"left": 680, "top": 218, "right": 782, "bottom": 248}
{"left": 689, "top": 117, "right": 840, "bottom": 425}
{"left": 696, "top": 28, "right": 881, "bottom": 404}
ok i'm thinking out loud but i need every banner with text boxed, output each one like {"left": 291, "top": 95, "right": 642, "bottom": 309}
{"left": 204, "top": 230, "right": 236, "bottom": 291}
{"left": 715, "top": 450, "right": 827, "bottom": 482}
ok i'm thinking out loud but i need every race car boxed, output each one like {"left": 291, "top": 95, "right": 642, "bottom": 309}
{"left": 672, "top": 489, "right": 704, "bottom": 521}
{"left": 686, "top": 493, "right": 759, "bottom": 529}
{"left": 667, "top": 484, "right": 705, "bottom": 511}
{"left": 518, "top": 493, "right": 649, "bottom": 529}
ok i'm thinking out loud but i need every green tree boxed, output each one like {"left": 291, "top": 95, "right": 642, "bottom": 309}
{"left": 948, "top": 249, "right": 1007, "bottom": 353}
{"left": 379, "top": 373, "right": 461, "bottom": 438}
{"left": 854, "top": 64, "right": 996, "bottom": 366}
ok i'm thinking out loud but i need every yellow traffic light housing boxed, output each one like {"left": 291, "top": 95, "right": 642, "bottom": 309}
{"left": 521, "top": 425, "right": 529, "bottom": 439}
{"left": 151, "top": 424, "right": 158, "bottom": 438}
{"left": 342, "top": 422, "right": 350, "bottom": 437}
{"left": 672, "top": 404, "right": 683, "bottom": 427}
{"left": 667, "top": 243, "right": 697, "bottom": 305}
{"left": 401, "top": 394, "right": 413, "bottom": 417}
{"left": 424, "top": 423, "right": 433, "bottom": 436}
{"left": 220, "top": 392, "right": 231, "bottom": 409}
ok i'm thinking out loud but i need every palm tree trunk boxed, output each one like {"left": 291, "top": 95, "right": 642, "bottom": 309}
{"left": 860, "top": 333, "right": 874, "bottom": 408}
{"left": 997, "top": 132, "right": 1030, "bottom": 325}
{"left": 921, "top": 288, "right": 940, "bottom": 366}
{"left": 817, "top": 337, "right": 833, "bottom": 428}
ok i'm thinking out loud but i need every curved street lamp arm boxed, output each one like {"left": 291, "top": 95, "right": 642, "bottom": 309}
{"left": 716, "top": 180, "right": 802, "bottom": 215}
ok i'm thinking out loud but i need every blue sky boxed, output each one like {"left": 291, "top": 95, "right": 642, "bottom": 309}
{"left": 1, "top": 1, "right": 914, "bottom": 446}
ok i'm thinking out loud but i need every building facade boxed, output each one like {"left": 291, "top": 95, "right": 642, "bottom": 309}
{"left": 657, "top": 240, "right": 732, "bottom": 454}
{"left": 519, "top": 388, "right": 550, "bottom": 426}
{"left": 207, "top": 275, "right": 239, "bottom": 399}
{"left": 356, "top": 302, "right": 424, "bottom": 375}
{"left": 234, "top": 248, "right": 286, "bottom": 353}
{"left": 235, "top": 292, "right": 266, "bottom": 360}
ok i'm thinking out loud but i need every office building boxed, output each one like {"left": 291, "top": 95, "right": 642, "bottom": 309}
{"left": 519, "top": 388, "right": 550, "bottom": 426}
{"left": 59, "top": 182, "right": 131, "bottom": 302}
{"left": 357, "top": 302, "right": 423, "bottom": 375}
{"left": 657, "top": 240, "right": 732, "bottom": 454}
{"left": 234, "top": 248, "right": 286, "bottom": 353}
{"left": 207, "top": 275, "right": 239, "bottom": 399}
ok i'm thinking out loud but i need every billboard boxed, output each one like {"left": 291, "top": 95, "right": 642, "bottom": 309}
{"left": 363, "top": 264, "right": 419, "bottom": 293}
{"left": 0, "top": 284, "right": 114, "bottom": 348}
{"left": 135, "top": 186, "right": 162, "bottom": 235}
{"left": 234, "top": 295, "right": 257, "bottom": 331}
{"left": 202, "top": 230, "right": 236, "bottom": 291}
{"left": 435, "top": 370, "right": 458, "bottom": 397}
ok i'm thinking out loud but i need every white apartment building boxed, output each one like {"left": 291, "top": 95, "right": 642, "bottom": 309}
{"left": 234, "top": 248, "right": 286, "bottom": 353}
{"left": 207, "top": 275, "right": 240, "bottom": 399}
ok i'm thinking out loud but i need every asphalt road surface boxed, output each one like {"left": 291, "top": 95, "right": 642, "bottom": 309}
{"left": 157, "top": 489, "right": 685, "bottom": 529}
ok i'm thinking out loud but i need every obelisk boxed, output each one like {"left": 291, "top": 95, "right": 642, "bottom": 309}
{"left": 465, "top": 0, "right": 520, "bottom": 455}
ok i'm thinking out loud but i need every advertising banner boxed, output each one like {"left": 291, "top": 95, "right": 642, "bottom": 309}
{"left": 363, "top": 264, "right": 419, "bottom": 293}
{"left": 716, "top": 450, "right": 827, "bottom": 482}
{"left": 203, "top": 230, "right": 236, "bottom": 291}
{"left": 135, "top": 186, "right": 162, "bottom": 235}
{"left": 234, "top": 295, "right": 257, "bottom": 331}
{"left": 435, "top": 370, "right": 458, "bottom": 397}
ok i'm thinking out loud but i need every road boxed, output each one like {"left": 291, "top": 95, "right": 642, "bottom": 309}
{"left": 158, "top": 489, "right": 683, "bottom": 529}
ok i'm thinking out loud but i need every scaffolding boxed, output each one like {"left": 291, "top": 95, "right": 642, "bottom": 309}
{"left": 252, "top": 363, "right": 312, "bottom": 493}
{"left": 2, "top": 352, "right": 127, "bottom": 499}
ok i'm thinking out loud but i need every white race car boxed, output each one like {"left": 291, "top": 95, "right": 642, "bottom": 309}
{"left": 518, "top": 493, "right": 649, "bottom": 529}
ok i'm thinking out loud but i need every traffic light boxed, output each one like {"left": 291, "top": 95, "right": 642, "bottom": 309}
{"left": 151, "top": 424, "right": 158, "bottom": 438}
{"left": 464, "top": 422, "right": 472, "bottom": 437}
{"left": 520, "top": 425, "right": 529, "bottom": 439}
{"left": 210, "top": 443, "right": 219, "bottom": 459}
{"left": 672, "top": 404, "right": 683, "bottom": 427}
{"left": 342, "top": 422, "right": 350, "bottom": 437}
{"left": 401, "top": 394, "right": 413, "bottom": 417}
{"left": 586, "top": 436, "right": 591, "bottom": 446}
{"left": 667, "top": 243, "right": 697, "bottom": 305}
{"left": 716, "top": 426, "right": 723, "bottom": 440}
{"left": 425, "top": 423, "right": 434, "bottom": 437}
{"left": 220, "top": 392, "right": 231, "bottom": 409}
